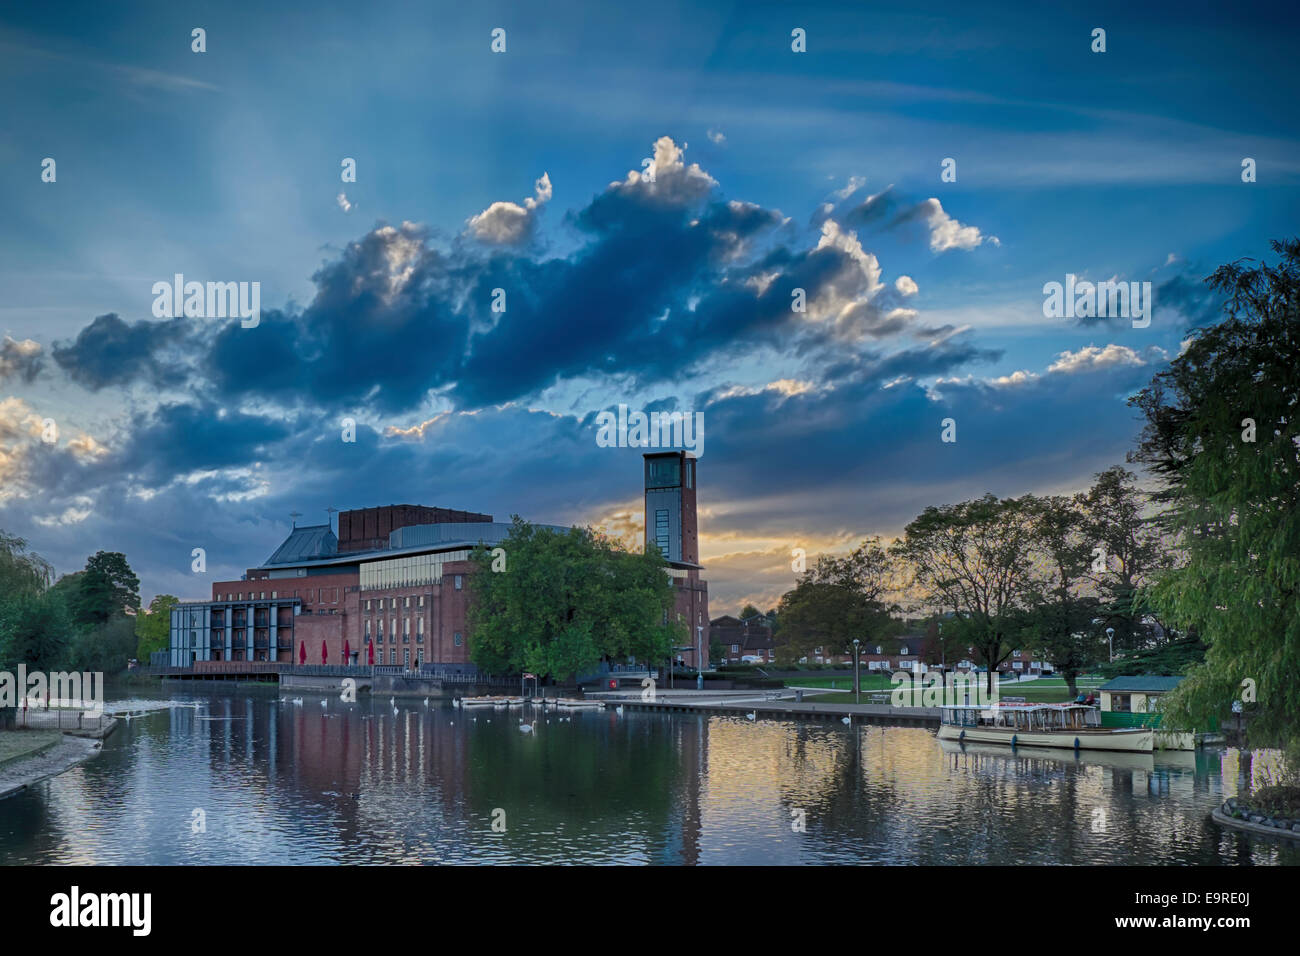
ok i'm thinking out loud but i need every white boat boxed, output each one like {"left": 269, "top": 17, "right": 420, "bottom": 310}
{"left": 554, "top": 698, "right": 603, "bottom": 710}
{"left": 459, "top": 695, "right": 524, "bottom": 708}
{"left": 936, "top": 703, "right": 1154, "bottom": 753}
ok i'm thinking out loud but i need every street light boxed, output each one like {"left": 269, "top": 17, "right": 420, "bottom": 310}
{"left": 1106, "top": 627, "right": 1115, "bottom": 663}
{"left": 852, "top": 638, "right": 861, "bottom": 704}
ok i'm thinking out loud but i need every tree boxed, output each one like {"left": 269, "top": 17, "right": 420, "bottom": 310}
{"left": 466, "top": 518, "right": 681, "bottom": 680}
{"left": 1019, "top": 495, "right": 1105, "bottom": 699}
{"left": 136, "top": 594, "right": 179, "bottom": 661}
{"left": 0, "top": 530, "right": 54, "bottom": 600}
{"left": 67, "top": 616, "right": 137, "bottom": 674}
{"left": 1080, "top": 466, "right": 1171, "bottom": 653}
{"left": 738, "top": 603, "right": 762, "bottom": 620}
{"left": 1130, "top": 238, "right": 1300, "bottom": 743}
{"left": 775, "top": 538, "right": 900, "bottom": 665}
{"left": 0, "top": 592, "right": 70, "bottom": 673}
{"left": 894, "top": 495, "right": 1045, "bottom": 696}
{"left": 70, "top": 551, "right": 140, "bottom": 630}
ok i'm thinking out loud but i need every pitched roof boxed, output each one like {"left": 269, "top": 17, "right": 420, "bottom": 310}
{"left": 265, "top": 525, "right": 339, "bottom": 565}
{"left": 1098, "top": 675, "right": 1185, "bottom": 693}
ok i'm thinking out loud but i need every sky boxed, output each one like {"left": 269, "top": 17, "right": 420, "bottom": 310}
{"left": 1, "top": 0, "right": 1298, "bottom": 615}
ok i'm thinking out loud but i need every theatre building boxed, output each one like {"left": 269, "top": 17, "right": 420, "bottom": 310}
{"left": 169, "top": 453, "right": 709, "bottom": 672}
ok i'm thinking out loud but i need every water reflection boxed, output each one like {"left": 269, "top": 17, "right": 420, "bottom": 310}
{"left": 0, "top": 687, "right": 1295, "bottom": 865}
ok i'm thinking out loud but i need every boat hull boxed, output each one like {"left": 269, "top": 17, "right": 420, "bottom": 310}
{"left": 937, "top": 723, "right": 1153, "bottom": 753}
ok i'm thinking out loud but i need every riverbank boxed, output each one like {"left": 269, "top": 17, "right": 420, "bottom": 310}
{"left": 0, "top": 733, "right": 102, "bottom": 800}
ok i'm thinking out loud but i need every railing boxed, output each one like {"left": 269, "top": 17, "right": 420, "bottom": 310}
{"left": 11, "top": 707, "right": 113, "bottom": 733}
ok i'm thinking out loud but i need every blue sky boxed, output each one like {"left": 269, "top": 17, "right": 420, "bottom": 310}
{"left": 2, "top": 0, "right": 1298, "bottom": 613}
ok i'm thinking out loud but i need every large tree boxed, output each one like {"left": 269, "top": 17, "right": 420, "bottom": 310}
{"left": 1131, "top": 238, "right": 1300, "bottom": 743}
{"left": 775, "top": 537, "right": 900, "bottom": 668}
{"left": 894, "top": 495, "right": 1045, "bottom": 695}
{"left": 0, "top": 530, "right": 54, "bottom": 600}
{"left": 1080, "top": 466, "right": 1171, "bottom": 653}
{"left": 70, "top": 551, "right": 140, "bottom": 631}
{"left": 467, "top": 518, "right": 680, "bottom": 680}
{"left": 1019, "top": 495, "right": 1104, "bottom": 699}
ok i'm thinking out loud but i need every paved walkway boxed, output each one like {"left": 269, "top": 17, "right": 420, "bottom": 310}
{"left": 0, "top": 735, "right": 101, "bottom": 799}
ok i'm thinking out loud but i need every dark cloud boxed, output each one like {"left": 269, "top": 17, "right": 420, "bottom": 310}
{"left": 51, "top": 313, "right": 190, "bottom": 390}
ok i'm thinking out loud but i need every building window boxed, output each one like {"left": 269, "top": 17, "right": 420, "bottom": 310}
{"left": 404, "top": 649, "right": 410, "bottom": 668}
{"left": 418, "top": 594, "right": 425, "bottom": 608}
{"left": 454, "top": 632, "right": 463, "bottom": 647}
{"left": 731, "top": 644, "right": 739, "bottom": 654}
{"left": 417, "top": 618, "right": 424, "bottom": 642}
{"left": 271, "top": 591, "right": 277, "bottom": 598}
{"left": 1113, "top": 694, "right": 1131, "bottom": 713}
{"left": 365, "top": 620, "right": 371, "bottom": 638}
{"left": 390, "top": 649, "right": 396, "bottom": 665}
{"left": 454, "top": 575, "right": 463, "bottom": 590}
{"left": 377, "top": 619, "right": 384, "bottom": 639}
{"left": 655, "top": 509, "right": 669, "bottom": 557}
{"left": 365, "top": 599, "right": 371, "bottom": 611}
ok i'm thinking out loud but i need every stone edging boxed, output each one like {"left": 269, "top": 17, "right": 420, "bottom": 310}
{"left": 1210, "top": 803, "right": 1300, "bottom": 841}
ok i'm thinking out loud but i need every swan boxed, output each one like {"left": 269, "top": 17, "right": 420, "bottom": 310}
{"left": 841, "top": 716, "right": 852, "bottom": 725}
{"left": 519, "top": 723, "right": 533, "bottom": 733}
{"left": 423, "top": 698, "right": 430, "bottom": 706}
{"left": 615, "top": 705, "right": 624, "bottom": 715}
{"left": 745, "top": 712, "right": 756, "bottom": 721}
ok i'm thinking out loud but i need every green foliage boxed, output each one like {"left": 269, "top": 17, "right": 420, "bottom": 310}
{"left": 0, "top": 530, "right": 54, "bottom": 600}
{"left": 1081, "top": 466, "right": 1173, "bottom": 653}
{"left": 0, "top": 591, "right": 71, "bottom": 672}
{"left": 1096, "top": 635, "right": 1206, "bottom": 679}
{"left": 135, "top": 594, "right": 178, "bottom": 659}
{"left": 466, "top": 518, "right": 681, "bottom": 680}
{"left": 776, "top": 537, "right": 899, "bottom": 662}
{"left": 1131, "top": 239, "right": 1300, "bottom": 742}
{"left": 66, "top": 616, "right": 137, "bottom": 674}
{"left": 894, "top": 495, "right": 1044, "bottom": 693}
{"left": 70, "top": 551, "right": 140, "bottom": 631}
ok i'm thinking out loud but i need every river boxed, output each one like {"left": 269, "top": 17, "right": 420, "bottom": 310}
{"left": 1, "top": 686, "right": 1294, "bottom": 865}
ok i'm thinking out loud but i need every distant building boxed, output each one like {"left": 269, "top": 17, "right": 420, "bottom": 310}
{"left": 170, "top": 454, "right": 710, "bottom": 672}
{"left": 710, "top": 614, "right": 775, "bottom": 664}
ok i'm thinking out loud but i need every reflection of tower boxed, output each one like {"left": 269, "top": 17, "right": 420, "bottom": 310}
{"left": 644, "top": 451, "right": 708, "bottom": 669}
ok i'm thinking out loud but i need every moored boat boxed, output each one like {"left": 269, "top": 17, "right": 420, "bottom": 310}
{"left": 936, "top": 703, "right": 1153, "bottom": 753}
{"left": 555, "top": 698, "right": 603, "bottom": 709}
{"left": 458, "top": 695, "right": 525, "bottom": 708}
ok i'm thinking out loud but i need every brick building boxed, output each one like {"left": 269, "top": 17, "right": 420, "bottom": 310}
{"left": 170, "top": 453, "right": 709, "bottom": 673}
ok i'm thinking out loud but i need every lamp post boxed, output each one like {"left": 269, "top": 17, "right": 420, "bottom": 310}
{"left": 852, "top": 639, "right": 861, "bottom": 704}
{"left": 1106, "top": 627, "right": 1115, "bottom": 663}
{"left": 696, "top": 626, "right": 704, "bottom": 690}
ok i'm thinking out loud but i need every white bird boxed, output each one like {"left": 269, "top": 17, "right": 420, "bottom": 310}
{"left": 293, "top": 698, "right": 303, "bottom": 705}
{"left": 841, "top": 716, "right": 852, "bottom": 725}
{"left": 615, "top": 705, "right": 624, "bottom": 715}
{"left": 519, "top": 723, "right": 533, "bottom": 733}
{"left": 746, "top": 712, "right": 756, "bottom": 721}
{"left": 392, "top": 706, "right": 399, "bottom": 715}
{"left": 390, "top": 697, "right": 395, "bottom": 705}
{"left": 423, "top": 698, "right": 430, "bottom": 706}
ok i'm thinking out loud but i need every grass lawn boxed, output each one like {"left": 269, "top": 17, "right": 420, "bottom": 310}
{"left": 0, "top": 730, "right": 61, "bottom": 766}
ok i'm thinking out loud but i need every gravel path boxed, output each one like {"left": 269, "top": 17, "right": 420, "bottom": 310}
{"left": 0, "top": 735, "right": 101, "bottom": 799}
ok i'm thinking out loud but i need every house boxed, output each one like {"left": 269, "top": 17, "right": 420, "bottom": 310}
{"left": 709, "top": 614, "right": 777, "bottom": 665}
